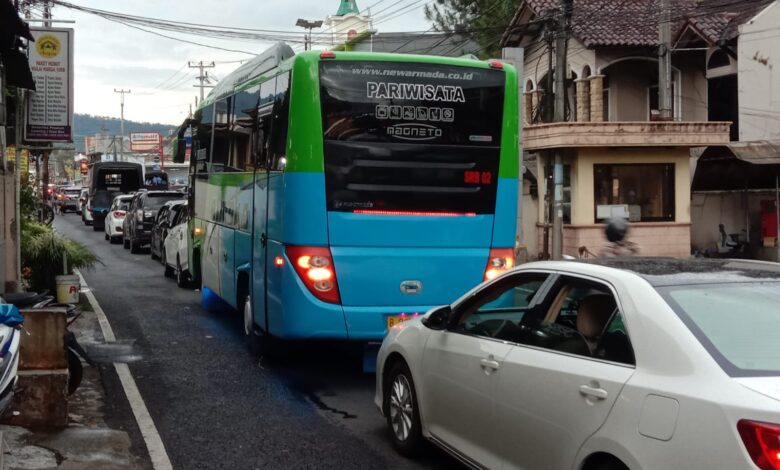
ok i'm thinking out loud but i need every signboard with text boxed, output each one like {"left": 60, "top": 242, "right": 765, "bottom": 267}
{"left": 26, "top": 27, "right": 74, "bottom": 142}
{"left": 130, "top": 132, "right": 162, "bottom": 152}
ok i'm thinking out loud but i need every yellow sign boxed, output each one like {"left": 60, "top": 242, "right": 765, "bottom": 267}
{"left": 5, "top": 146, "right": 30, "bottom": 183}
{"left": 36, "top": 35, "right": 61, "bottom": 58}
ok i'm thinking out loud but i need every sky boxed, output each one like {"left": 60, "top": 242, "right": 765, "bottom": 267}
{"left": 38, "top": 0, "right": 431, "bottom": 125}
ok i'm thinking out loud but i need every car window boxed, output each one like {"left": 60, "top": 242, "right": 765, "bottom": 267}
{"left": 452, "top": 273, "right": 549, "bottom": 343}
{"left": 168, "top": 205, "right": 182, "bottom": 225}
{"left": 660, "top": 282, "right": 780, "bottom": 376}
{"left": 157, "top": 207, "right": 169, "bottom": 223}
{"left": 519, "top": 276, "right": 634, "bottom": 365}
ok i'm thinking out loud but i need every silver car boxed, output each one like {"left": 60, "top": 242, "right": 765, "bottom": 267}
{"left": 375, "top": 258, "right": 780, "bottom": 470}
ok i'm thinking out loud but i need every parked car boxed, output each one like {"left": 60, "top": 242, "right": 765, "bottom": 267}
{"left": 81, "top": 190, "right": 94, "bottom": 226}
{"left": 77, "top": 188, "right": 88, "bottom": 216}
{"left": 123, "top": 190, "right": 183, "bottom": 254}
{"left": 375, "top": 258, "right": 780, "bottom": 470}
{"left": 58, "top": 187, "right": 82, "bottom": 213}
{"left": 163, "top": 202, "right": 190, "bottom": 288}
{"left": 150, "top": 200, "right": 186, "bottom": 262}
{"left": 104, "top": 195, "right": 134, "bottom": 244}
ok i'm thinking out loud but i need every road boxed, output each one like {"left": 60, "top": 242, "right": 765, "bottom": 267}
{"left": 55, "top": 213, "right": 458, "bottom": 470}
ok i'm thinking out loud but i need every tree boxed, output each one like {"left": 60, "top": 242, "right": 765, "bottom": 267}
{"left": 425, "top": 0, "right": 521, "bottom": 58}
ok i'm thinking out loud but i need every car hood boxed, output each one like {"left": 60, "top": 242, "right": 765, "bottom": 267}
{"left": 736, "top": 377, "right": 780, "bottom": 402}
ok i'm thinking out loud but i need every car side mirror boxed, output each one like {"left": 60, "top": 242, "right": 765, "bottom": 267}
{"left": 422, "top": 306, "right": 451, "bottom": 331}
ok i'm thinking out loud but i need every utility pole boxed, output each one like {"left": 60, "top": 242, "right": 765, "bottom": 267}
{"left": 296, "top": 19, "right": 323, "bottom": 51}
{"left": 658, "top": 0, "right": 673, "bottom": 120}
{"left": 551, "top": 0, "right": 572, "bottom": 260}
{"left": 188, "top": 61, "right": 215, "bottom": 102}
{"left": 114, "top": 89, "right": 130, "bottom": 162}
{"left": 542, "top": 11, "right": 556, "bottom": 259}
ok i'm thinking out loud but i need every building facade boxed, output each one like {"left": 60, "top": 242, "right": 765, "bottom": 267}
{"left": 501, "top": 0, "right": 743, "bottom": 259}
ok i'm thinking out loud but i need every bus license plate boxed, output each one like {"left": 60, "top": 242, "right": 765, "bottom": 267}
{"left": 387, "top": 315, "right": 413, "bottom": 329}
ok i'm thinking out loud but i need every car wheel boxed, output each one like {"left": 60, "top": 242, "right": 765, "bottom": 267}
{"left": 591, "top": 458, "right": 629, "bottom": 470}
{"left": 130, "top": 237, "right": 140, "bottom": 254}
{"left": 92, "top": 223, "right": 101, "bottom": 232}
{"left": 163, "top": 252, "right": 174, "bottom": 278}
{"left": 110, "top": 236, "right": 119, "bottom": 245}
{"left": 123, "top": 236, "right": 130, "bottom": 249}
{"left": 385, "top": 361, "right": 424, "bottom": 457}
{"left": 176, "top": 257, "right": 188, "bottom": 288}
{"left": 105, "top": 233, "right": 110, "bottom": 241}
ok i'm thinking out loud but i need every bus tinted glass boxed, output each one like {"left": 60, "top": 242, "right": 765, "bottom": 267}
{"left": 320, "top": 61, "right": 505, "bottom": 215}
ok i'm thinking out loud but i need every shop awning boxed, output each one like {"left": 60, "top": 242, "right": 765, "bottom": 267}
{"left": 1, "top": 0, "right": 36, "bottom": 90}
{"left": 693, "top": 141, "right": 780, "bottom": 191}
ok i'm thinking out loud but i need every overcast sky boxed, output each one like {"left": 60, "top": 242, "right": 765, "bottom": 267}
{"left": 42, "top": 0, "right": 431, "bottom": 125}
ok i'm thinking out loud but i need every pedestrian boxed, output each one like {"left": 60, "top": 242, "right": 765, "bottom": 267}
{"left": 599, "top": 217, "right": 639, "bottom": 257}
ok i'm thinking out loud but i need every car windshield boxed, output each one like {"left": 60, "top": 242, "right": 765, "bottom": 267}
{"left": 146, "top": 194, "right": 182, "bottom": 210}
{"left": 659, "top": 282, "right": 780, "bottom": 377}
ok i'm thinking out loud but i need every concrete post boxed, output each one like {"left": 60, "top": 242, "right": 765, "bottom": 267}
{"left": 575, "top": 79, "right": 591, "bottom": 122}
{"left": 589, "top": 75, "right": 606, "bottom": 122}
{"left": 3, "top": 308, "right": 69, "bottom": 429}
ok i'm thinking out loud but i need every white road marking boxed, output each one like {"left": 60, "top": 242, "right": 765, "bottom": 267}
{"left": 76, "top": 269, "right": 174, "bottom": 470}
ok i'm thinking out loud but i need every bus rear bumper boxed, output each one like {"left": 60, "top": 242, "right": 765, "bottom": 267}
{"left": 342, "top": 305, "right": 435, "bottom": 341}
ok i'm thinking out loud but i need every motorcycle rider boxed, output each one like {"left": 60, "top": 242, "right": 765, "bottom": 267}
{"left": 600, "top": 217, "right": 639, "bottom": 257}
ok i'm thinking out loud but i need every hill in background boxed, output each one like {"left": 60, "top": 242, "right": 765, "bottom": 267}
{"left": 74, "top": 114, "right": 177, "bottom": 153}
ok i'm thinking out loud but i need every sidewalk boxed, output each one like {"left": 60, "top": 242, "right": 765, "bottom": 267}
{"left": 0, "top": 294, "right": 149, "bottom": 470}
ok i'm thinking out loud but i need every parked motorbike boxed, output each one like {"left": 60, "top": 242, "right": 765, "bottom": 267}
{"left": 2, "top": 291, "right": 93, "bottom": 394}
{"left": 0, "top": 298, "right": 23, "bottom": 416}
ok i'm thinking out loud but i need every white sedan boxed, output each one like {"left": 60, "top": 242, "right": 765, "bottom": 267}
{"left": 375, "top": 258, "right": 780, "bottom": 470}
{"left": 104, "top": 195, "right": 133, "bottom": 244}
{"left": 163, "top": 201, "right": 190, "bottom": 288}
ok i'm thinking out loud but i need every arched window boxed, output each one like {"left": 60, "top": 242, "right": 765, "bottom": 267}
{"left": 708, "top": 50, "right": 731, "bottom": 69}
{"left": 525, "top": 79, "right": 535, "bottom": 92}
{"left": 582, "top": 65, "right": 592, "bottom": 78}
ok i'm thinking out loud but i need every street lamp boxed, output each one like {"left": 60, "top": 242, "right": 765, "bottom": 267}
{"left": 296, "top": 18, "right": 323, "bottom": 51}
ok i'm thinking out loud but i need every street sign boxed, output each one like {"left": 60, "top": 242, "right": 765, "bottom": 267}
{"left": 130, "top": 132, "right": 161, "bottom": 152}
{"left": 26, "top": 27, "right": 75, "bottom": 142}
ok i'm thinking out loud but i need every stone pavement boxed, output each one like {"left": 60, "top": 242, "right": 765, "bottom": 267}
{"left": 0, "top": 298, "right": 148, "bottom": 470}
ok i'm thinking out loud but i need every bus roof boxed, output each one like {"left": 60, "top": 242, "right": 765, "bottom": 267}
{"left": 199, "top": 43, "right": 515, "bottom": 109}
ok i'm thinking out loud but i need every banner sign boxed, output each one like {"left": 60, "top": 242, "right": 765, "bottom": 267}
{"left": 130, "top": 132, "right": 161, "bottom": 152}
{"left": 6, "top": 146, "right": 30, "bottom": 183}
{"left": 26, "top": 27, "right": 74, "bottom": 142}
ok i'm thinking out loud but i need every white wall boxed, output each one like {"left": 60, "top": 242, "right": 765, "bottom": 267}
{"left": 738, "top": 1, "right": 780, "bottom": 141}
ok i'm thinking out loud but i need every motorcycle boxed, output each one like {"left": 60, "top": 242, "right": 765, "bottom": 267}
{"left": 0, "top": 299, "right": 23, "bottom": 416}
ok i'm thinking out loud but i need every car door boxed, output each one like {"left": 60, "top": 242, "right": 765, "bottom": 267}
{"left": 495, "top": 274, "right": 636, "bottom": 470}
{"left": 176, "top": 211, "right": 190, "bottom": 272}
{"left": 153, "top": 206, "right": 169, "bottom": 253}
{"left": 421, "top": 272, "right": 551, "bottom": 468}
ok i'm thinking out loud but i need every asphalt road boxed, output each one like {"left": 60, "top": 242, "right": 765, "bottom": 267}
{"left": 55, "top": 213, "right": 458, "bottom": 470}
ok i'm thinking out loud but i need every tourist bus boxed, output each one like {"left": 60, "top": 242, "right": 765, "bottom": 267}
{"left": 173, "top": 43, "right": 520, "bottom": 350}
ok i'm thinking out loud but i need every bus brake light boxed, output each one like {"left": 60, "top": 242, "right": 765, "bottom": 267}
{"left": 320, "top": 51, "right": 336, "bottom": 59}
{"left": 488, "top": 60, "right": 504, "bottom": 70}
{"left": 286, "top": 246, "right": 340, "bottom": 304}
{"left": 484, "top": 248, "right": 515, "bottom": 281}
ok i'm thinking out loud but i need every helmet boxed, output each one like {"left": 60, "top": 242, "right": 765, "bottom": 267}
{"left": 605, "top": 217, "right": 629, "bottom": 243}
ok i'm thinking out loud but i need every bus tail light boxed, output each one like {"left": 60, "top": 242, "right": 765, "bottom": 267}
{"left": 320, "top": 51, "right": 336, "bottom": 59}
{"left": 484, "top": 248, "right": 514, "bottom": 281}
{"left": 488, "top": 60, "right": 504, "bottom": 70}
{"left": 738, "top": 419, "right": 780, "bottom": 470}
{"left": 286, "top": 246, "right": 340, "bottom": 304}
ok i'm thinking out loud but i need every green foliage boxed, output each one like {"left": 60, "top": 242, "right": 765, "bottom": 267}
{"left": 20, "top": 222, "right": 100, "bottom": 292}
{"left": 425, "top": 0, "right": 520, "bottom": 58}
{"left": 19, "top": 185, "right": 39, "bottom": 221}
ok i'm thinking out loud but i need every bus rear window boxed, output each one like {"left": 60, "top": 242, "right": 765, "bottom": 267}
{"left": 320, "top": 61, "right": 505, "bottom": 215}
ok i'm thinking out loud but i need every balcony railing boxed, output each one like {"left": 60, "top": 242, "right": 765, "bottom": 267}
{"left": 523, "top": 121, "right": 732, "bottom": 150}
